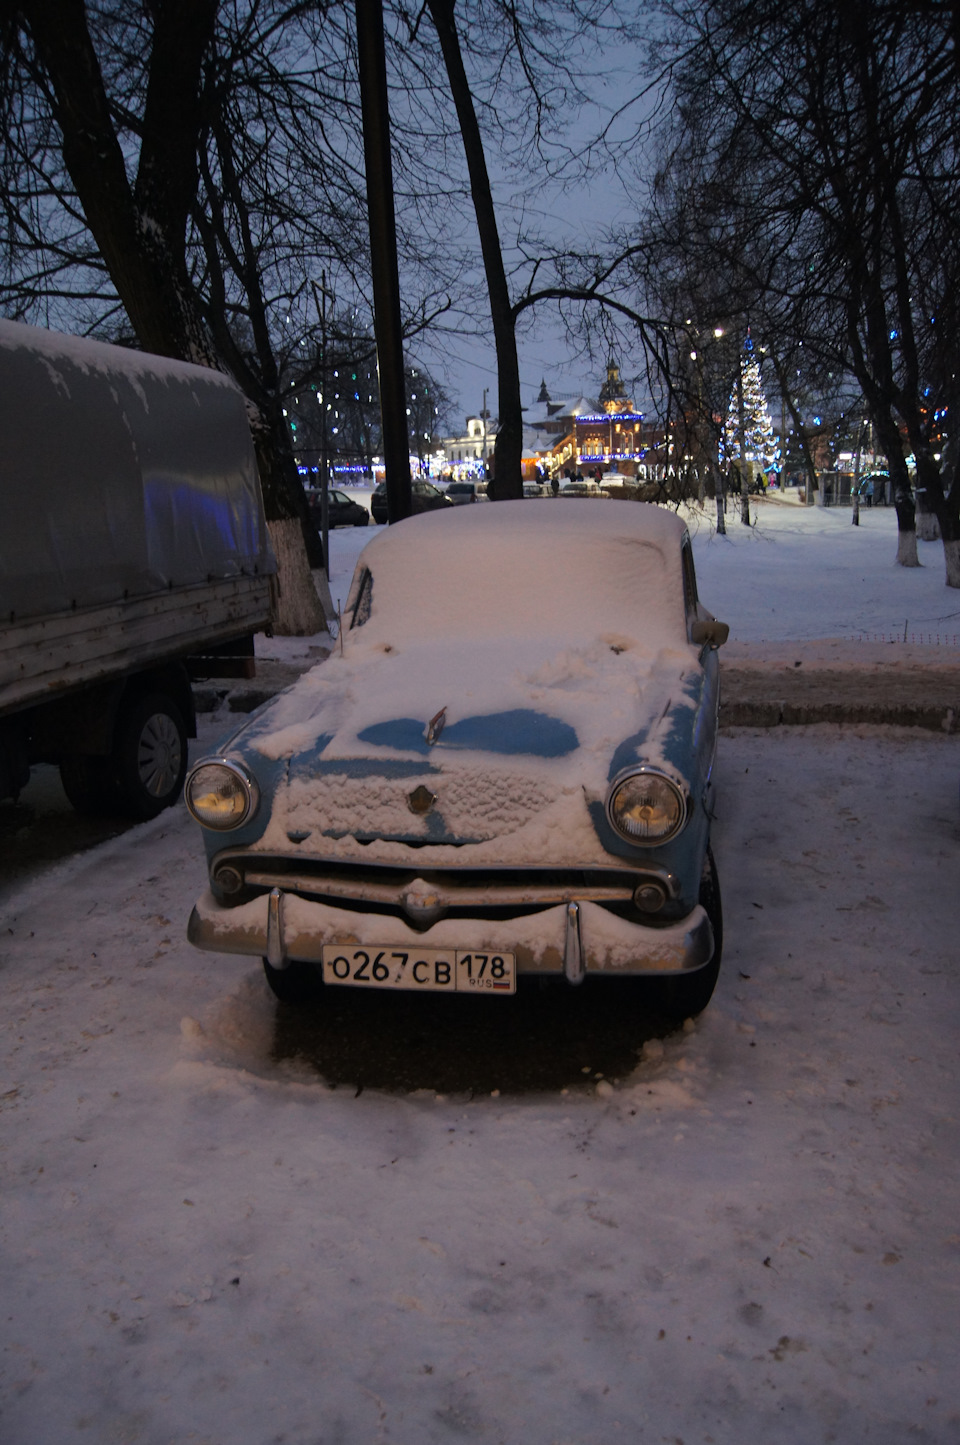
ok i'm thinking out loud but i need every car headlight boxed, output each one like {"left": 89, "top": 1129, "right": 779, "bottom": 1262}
{"left": 184, "top": 758, "right": 259, "bottom": 831}
{"left": 605, "top": 767, "right": 688, "bottom": 846}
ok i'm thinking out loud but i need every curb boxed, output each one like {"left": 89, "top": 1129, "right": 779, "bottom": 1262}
{"left": 721, "top": 700, "right": 957, "bottom": 731}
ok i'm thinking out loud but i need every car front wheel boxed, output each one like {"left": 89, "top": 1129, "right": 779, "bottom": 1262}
{"left": 262, "top": 958, "right": 323, "bottom": 1004}
{"left": 643, "top": 846, "right": 723, "bottom": 1021}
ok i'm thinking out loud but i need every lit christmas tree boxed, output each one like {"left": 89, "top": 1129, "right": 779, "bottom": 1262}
{"left": 723, "top": 332, "right": 777, "bottom": 477}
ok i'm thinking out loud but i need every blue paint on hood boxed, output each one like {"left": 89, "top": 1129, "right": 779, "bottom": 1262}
{"left": 358, "top": 709, "right": 578, "bottom": 757}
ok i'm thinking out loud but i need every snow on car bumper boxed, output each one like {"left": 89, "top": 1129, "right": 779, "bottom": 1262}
{"left": 187, "top": 889, "right": 715, "bottom": 980}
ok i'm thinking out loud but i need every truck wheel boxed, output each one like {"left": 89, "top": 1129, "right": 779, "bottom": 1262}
{"left": 644, "top": 847, "right": 723, "bottom": 1022}
{"left": 59, "top": 755, "right": 118, "bottom": 816}
{"left": 112, "top": 692, "right": 188, "bottom": 819}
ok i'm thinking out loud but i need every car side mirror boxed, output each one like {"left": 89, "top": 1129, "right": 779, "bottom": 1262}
{"left": 690, "top": 619, "right": 730, "bottom": 648}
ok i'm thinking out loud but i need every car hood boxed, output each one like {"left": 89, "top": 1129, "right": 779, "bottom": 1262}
{"left": 235, "top": 633, "right": 698, "bottom": 862}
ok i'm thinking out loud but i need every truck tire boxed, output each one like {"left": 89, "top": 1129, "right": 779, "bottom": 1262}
{"left": 59, "top": 754, "right": 118, "bottom": 816}
{"left": 112, "top": 691, "right": 188, "bottom": 819}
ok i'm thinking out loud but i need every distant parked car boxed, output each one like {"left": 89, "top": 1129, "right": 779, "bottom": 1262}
{"left": 561, "top": 479, "right": 609, "bottom": 497}
{"left": 185, "top": 500, "right": 729, "bottom": 1020}
{"left": 370, "top": 478, "right": 454, "bottom": 524}
{"left": 445, "top": 480, "right": 487, "bottom": 505}
{"left": 306, "top": 488, "right": 369, "bottom": 529}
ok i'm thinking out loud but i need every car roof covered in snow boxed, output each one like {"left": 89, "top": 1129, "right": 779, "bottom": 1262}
{"left": 345, "top": 498, "right": 690, "bottom": 648}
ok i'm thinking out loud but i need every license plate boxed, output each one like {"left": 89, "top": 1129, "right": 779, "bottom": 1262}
{"left": 320, "top": 946, "right": 516, "bottom": 994}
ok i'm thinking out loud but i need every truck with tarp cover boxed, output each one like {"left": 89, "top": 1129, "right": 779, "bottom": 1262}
{"left": 0, "top": 320, "right": 276, "bottom": 817}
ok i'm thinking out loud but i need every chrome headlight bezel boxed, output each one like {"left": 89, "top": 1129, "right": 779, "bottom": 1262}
{"left": 184, "top": 756, "right": 260, "bottom": 832}
{"left": 604, "top": 765, "right": 690, "bottom": 847}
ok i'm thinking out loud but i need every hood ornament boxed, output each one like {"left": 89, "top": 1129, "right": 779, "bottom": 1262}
{"left": 401, "top": 878, "right": 445, "bottom": 924}
{"left": 407, "top": 784, "right": 437, "bottom": 815}
{"left": 424, "top": 706, "right": 447, "bottom": 746}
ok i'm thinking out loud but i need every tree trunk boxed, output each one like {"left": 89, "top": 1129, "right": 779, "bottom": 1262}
{"left": 252, "top": 411, "right": 329, "bottom": 634}
{"left": 356, "top": 0, "right": 412, "bottom": 525}
{"left": 266, "top": 521, "right": 329, "bottom": 636}
{"left": 916, "top": 487, "right": 941, "bottom": 541}
{"left": 933, "top": 424, "right": 960, "bottom": 587}
{"left": 943, "top": 537, "right": 960, "bottom": 588}
{"left": 893, "top": 467, "right": 919, "bottom": 566}
{"left": 715, "top": 486, "right": 726, "bottom": 536}
{"left": 427, "top": 0, "right": 523, "bottom": 500}
{"left": 913, "top": 451, "right": 943, "bottom": 541}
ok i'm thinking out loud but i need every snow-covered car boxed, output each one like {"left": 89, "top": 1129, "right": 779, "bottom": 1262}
{"left": 185, "top": 501, "right": 729, "bottom": 1018}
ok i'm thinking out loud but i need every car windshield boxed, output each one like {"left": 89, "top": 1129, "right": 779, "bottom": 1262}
{"left": 347, "top": 503, "right": 685, "bottom": 648}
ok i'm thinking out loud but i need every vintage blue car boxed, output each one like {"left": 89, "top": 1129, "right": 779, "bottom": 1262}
{"left": 185, "top": 500, "right": 728, "bottom": 1019}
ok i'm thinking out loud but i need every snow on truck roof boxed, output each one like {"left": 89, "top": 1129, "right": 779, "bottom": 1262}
{"left": 0, "top": 317, "right": 240, "bottom": 391}
{"left": 0, "top": 320, "right": 273, "bottom": 621}
{"left": 347, "top": 499, "right": 690, "bottom": 647}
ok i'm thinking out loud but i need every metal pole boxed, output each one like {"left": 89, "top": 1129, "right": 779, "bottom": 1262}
{"left": 316, "top": 274, "right": 330, "bottom": 572}
{"left": 355, "top": 0, "right": 411, "bottom": 522}
{"left": 482, "top": 387, "right": 487, "bottom": 476}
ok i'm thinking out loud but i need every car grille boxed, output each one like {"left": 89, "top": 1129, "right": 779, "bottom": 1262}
{"left": 210, "top": 853, "right": 681, "bottom": 929}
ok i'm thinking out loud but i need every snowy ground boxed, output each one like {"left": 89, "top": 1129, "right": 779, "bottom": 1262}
{"left": 2, "top": 500, "right": 959, "bottom": 1443}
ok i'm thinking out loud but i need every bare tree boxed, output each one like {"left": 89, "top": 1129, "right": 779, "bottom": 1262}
{"left": 392, "top": 0, "right": 644, "bottom": 501}
{"left": 643, "top": 0, "right": 960, "bottom": 582}
{"left": 0, "top": 1, "right": 373, "bottom": 630}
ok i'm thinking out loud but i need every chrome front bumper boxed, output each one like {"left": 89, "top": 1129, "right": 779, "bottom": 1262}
{"left": 188, "top": 888, "right": 715, "bottom": 982}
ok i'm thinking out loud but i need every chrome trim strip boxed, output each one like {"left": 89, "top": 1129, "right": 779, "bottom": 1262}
{"left": 266, "top": 887, "right": 287, "bottom": 969}
{"left": 563, "top": 902, "right": 584, "bottom": 986}
{"left": 218, "top": 854, "right": 682, "bottom": 911}
{"left": 244, "top": 870, "right": 636, "bottom": 908}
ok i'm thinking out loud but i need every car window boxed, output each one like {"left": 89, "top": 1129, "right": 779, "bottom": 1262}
{"left": 680, "top": 539, "right": 699, "bottom": 617}
{"left": 361, "top": 530, "right": 679, "bottom": 643}
{"left": 331, "top": 490, "right": 348, "bottom": 504}
{"left": 348, "top": 567, "right": 373, "bottom": 628}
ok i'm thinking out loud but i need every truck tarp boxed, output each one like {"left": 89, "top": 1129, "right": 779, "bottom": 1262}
{"left": 0, "top": 320, "right": 276, "bottom": 624}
